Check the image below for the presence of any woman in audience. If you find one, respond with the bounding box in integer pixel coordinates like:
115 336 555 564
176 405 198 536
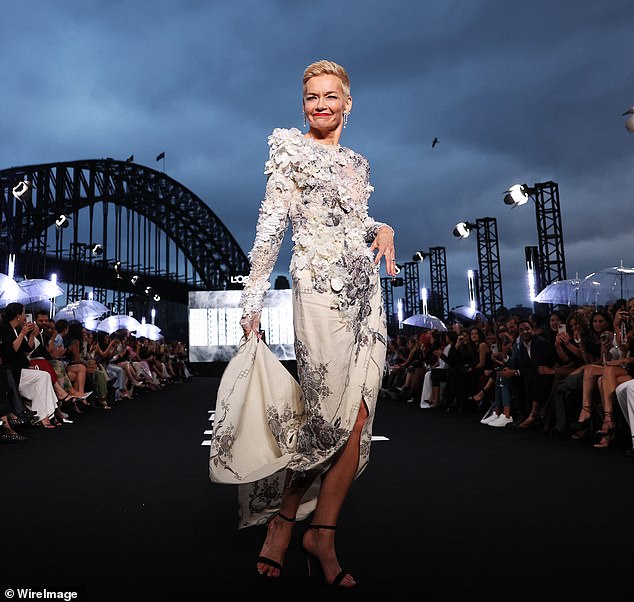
93 331 128 400
590 298 634 447
569 309 615 439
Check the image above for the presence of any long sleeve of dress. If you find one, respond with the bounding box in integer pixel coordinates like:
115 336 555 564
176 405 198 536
364 216 393 243
239 137 297 323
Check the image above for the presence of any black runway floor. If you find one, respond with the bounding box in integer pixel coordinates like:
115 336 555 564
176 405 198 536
3 375 634 601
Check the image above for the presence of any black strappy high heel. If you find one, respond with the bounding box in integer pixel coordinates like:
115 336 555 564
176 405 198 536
256 512 295 577
301 524 356 588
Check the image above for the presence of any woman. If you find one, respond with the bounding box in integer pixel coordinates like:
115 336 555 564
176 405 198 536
210 60 395 588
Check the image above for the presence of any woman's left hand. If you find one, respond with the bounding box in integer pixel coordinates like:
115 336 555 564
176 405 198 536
370 225 397 277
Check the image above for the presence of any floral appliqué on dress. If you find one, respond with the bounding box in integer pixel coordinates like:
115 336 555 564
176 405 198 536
240 127 389 343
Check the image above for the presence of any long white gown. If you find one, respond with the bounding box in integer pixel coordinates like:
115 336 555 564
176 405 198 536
209 128 390 528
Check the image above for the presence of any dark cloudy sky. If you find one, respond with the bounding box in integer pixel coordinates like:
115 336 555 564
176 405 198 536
2 0 634 312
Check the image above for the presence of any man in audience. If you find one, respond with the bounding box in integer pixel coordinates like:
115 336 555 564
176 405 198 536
499 319 557 429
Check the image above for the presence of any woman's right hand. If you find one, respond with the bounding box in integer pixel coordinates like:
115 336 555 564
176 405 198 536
240 313 261 339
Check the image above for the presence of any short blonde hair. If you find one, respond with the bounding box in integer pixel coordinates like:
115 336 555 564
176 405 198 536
303 60 350 97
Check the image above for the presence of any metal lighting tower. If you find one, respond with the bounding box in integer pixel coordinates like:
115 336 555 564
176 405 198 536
403 261 420 317
429 246 449 320
533 181 566 285
475 217 504 319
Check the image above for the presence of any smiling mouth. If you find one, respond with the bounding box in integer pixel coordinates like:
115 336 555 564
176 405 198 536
313 113 331 117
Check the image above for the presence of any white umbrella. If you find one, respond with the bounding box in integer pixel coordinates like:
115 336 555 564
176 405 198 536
402 313 447 331
0 273 28 307
16 278 64 304
577 261 634 307
96 314 141 334
449 305 488 324
534 276 581 306
133 322 163 341
55 299 110 323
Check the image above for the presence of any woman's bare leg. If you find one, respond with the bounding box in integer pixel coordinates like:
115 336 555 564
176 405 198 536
257 401 368 585
578 364 603 421
301 401 368 587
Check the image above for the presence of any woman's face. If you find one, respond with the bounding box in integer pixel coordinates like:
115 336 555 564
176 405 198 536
591 313 609 333
549 314 561 331
303 74 351 133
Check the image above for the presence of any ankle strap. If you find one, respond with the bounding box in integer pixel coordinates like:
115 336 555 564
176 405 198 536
309 524 336 530
277 512 296 523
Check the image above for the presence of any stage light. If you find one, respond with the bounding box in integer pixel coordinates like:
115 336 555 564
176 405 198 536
153 294 160 302
113 261 123 279
131 275 139 285
503 184 530 207
453 221 476 239
91 243 103 256
412 251 428 262
12 180 33 205
55 214 70 229
623 106 634 133
144 286 152 295
467 269 477 311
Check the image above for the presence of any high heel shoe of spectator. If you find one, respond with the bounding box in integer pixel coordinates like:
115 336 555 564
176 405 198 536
594 412 615 448
93 397 112 410
9 416 29 427
568 405 592 431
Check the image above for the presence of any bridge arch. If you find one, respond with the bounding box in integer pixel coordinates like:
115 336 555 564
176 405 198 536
1 158 250 307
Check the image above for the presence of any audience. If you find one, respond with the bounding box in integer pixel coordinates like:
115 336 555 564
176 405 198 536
382 302 634 460
0 303 193 444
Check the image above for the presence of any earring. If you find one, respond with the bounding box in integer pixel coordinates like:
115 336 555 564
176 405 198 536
343 112 349 129
302 112 306 128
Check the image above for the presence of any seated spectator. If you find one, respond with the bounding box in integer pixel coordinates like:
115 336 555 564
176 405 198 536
615 378 634 458
0 363 27 442
568 309 615 439
93 331 130 400
422 330 459 409
498 319 557 429
381 335 409 393
589 298 634 448
481 328 517 427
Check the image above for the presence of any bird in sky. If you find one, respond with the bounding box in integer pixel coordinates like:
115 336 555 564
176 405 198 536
432 137 439 148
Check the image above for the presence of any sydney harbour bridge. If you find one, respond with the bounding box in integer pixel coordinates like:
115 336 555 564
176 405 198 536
0 158 250 340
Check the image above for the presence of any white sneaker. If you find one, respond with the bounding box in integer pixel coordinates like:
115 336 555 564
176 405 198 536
480 412 499 425
420 400 432 409
489 414 513 427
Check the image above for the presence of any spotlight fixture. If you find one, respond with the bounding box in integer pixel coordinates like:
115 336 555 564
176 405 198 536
503 184 530 207
452 221 477 239
55 214 70 229
144 286 152 295
624 106 634 133
12 180 33 205
91 243 103 256
412 251 429 262
130 275 139 285
113 261 123 279
153 294 160 302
